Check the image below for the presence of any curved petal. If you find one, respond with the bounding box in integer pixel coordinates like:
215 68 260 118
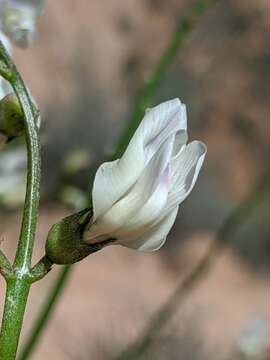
92 98 186 221
124 207 179 251
85 136 173 243
113 165 170 242
141 99 187 162
165 140 206 214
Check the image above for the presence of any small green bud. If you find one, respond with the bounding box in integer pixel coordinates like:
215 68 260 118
0 93 24 141
45 208 113 265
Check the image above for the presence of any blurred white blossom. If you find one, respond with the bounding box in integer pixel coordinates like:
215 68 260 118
83 98 206 251
238 319 269 359
0 147 26 207
0 30 12 99
0 0 47 48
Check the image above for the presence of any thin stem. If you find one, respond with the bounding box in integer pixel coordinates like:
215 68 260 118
0 279 31 360
113 168 270 360
19 266 71 360
19 0 218 358
0 40 41 360
112 0 218 160
29 256 53 283
12 80 40 270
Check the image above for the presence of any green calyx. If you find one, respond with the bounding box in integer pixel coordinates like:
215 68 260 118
45 208 112 264
0 93 24 141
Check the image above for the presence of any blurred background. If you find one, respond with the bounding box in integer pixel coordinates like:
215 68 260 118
1 0 270 358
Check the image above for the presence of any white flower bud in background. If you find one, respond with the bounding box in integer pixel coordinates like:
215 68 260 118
0 147 26 207
0 0 47 48
83 98 206 251
0 30 12 99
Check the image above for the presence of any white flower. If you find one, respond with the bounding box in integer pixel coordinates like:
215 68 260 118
83 99 206 251
0 0 47 48
0 30 12 99
0 147 26 207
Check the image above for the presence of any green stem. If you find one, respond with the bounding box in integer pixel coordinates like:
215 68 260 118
19 266 71 360
0 40 41 360
19 0 218 358
0 279 30 359
29 256 53 283
12 80 40 269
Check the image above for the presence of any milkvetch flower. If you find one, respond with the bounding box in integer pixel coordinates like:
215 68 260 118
45 98 206 264
83 98 206 251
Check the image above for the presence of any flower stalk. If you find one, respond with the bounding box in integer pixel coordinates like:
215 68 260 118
0 39 41 359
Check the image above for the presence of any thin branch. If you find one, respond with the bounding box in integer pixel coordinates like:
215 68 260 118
112 0 218 160
29 256 53 283
113 168 270 360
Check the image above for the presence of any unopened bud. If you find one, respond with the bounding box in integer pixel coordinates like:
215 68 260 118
0 93 24 141
45 209 113 265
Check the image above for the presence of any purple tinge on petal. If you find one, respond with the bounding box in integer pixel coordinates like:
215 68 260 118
159 165 170 190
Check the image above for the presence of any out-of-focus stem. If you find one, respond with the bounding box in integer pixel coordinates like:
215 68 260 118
114 168 270 360
112 0 218 160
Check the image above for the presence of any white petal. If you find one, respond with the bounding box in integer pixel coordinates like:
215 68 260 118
92 98 186 221
0 31 13 99
142 99 187 162
166 140 206 213
85 137 173 242
125 207 179 251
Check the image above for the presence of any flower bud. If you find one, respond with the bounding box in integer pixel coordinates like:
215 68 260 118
0 93 24 141
45 209 113 264
0 30 13 99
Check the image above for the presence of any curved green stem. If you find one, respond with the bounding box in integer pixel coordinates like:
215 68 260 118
0 40 41 360
19 0 218 358
12 80 40 270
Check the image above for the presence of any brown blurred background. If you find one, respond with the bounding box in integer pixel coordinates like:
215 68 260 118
2 0 270 358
